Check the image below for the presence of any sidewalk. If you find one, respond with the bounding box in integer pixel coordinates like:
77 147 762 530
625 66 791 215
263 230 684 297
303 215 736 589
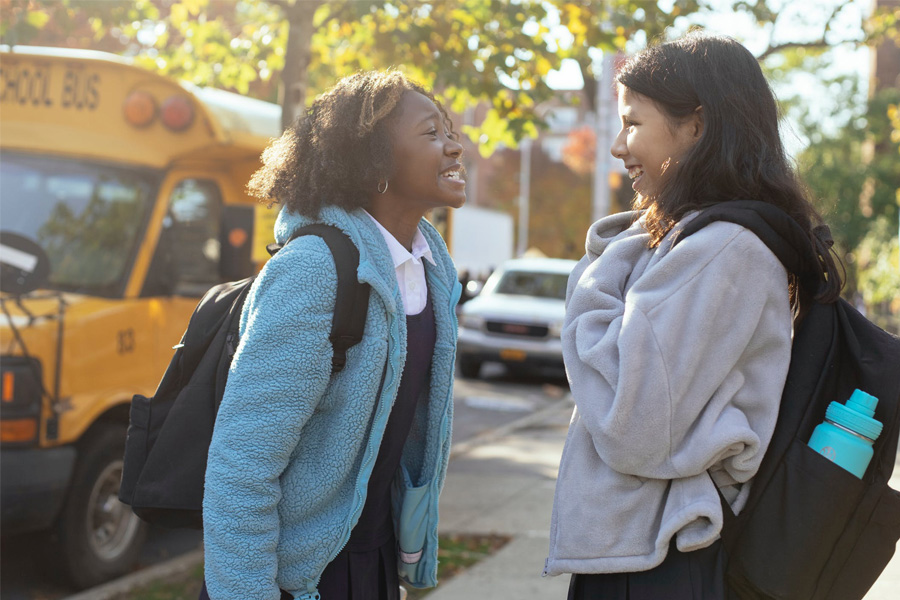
67 399 899 600
429 400 900 600
427 402 572 599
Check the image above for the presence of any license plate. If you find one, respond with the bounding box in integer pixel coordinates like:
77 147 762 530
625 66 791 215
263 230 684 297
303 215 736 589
499 348 527 362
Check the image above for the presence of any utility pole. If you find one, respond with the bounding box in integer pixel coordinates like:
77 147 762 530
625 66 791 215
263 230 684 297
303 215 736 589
463 107 479 206
516 138 532 257
591 52 616 223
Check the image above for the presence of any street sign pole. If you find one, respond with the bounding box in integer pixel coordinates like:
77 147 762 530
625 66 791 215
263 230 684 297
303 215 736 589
592 52 616 223
517 137 532 257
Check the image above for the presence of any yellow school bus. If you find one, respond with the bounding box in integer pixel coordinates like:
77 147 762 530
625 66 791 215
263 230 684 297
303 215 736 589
0 46 280 589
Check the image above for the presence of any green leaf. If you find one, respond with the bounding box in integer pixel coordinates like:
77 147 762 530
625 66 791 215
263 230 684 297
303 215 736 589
23 8 50 31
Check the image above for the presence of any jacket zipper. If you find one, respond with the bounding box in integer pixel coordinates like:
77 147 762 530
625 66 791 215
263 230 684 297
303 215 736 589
312 320 397 590
420 276 461 582
311 273 459 590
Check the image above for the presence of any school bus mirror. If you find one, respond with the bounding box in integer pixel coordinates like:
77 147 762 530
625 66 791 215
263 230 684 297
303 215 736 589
0 232 51 296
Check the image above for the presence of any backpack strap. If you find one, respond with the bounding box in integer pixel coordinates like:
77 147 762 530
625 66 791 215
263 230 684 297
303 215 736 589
669 200 825 295
267 224 371 373
179 277 255 387
671 200 826 551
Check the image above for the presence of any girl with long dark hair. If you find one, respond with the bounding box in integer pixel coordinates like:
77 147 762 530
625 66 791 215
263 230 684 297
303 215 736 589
546 33 840 599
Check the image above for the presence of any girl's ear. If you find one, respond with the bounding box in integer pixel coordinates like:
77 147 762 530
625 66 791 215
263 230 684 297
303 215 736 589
691 106 704 139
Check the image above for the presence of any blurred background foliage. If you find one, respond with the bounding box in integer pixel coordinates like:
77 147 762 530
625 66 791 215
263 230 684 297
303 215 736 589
1 0 897 329
4 0 895 151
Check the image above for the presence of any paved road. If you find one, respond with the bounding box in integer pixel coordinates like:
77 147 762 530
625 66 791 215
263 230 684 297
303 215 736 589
0 363 568 600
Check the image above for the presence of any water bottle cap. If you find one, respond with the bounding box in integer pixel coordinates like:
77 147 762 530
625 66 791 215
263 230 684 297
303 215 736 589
846 389 878 418
826 397 883 442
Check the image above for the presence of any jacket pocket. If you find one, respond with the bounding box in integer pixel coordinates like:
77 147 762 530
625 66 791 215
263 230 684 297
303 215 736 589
726 439 865 599
396 483 434 587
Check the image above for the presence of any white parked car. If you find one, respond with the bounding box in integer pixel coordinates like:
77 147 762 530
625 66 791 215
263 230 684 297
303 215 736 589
457 257 578 378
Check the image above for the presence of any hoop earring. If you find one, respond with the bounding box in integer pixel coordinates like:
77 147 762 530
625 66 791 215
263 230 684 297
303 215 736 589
377 180 389 194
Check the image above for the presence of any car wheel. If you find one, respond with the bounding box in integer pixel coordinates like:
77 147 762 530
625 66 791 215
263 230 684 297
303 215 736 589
459 356 482 379
50 423 148 590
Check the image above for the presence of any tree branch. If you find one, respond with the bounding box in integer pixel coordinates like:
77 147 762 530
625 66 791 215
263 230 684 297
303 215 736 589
758 40 829 61
756 2 845 61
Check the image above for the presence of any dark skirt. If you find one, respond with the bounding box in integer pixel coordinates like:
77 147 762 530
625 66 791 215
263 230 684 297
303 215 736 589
198 535 400 600
567 539 728 600
318 534 400 600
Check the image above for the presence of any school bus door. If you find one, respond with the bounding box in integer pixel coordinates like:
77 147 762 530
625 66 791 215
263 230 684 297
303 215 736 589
130 170 256 369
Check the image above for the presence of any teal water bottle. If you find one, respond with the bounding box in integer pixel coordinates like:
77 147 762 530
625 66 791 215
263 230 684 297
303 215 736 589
808 389 882 479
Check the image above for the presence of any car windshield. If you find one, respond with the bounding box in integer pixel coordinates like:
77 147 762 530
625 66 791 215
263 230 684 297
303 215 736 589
493 270 569 300
0 152 158 296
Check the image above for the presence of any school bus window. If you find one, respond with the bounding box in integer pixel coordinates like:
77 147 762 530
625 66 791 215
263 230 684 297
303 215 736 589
147 178 223 296
0 152 157 297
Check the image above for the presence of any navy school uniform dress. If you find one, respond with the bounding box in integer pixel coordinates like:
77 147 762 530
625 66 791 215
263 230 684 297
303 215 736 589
567 538 729 600
200 294 436 600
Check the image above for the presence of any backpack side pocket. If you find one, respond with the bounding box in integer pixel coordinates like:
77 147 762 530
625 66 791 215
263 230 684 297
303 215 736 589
726 438 865 599
823 485 900 600
119 394 151 506
131 381 216 529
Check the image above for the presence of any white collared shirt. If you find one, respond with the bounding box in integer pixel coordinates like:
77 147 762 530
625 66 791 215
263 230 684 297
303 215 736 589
365 211 435 315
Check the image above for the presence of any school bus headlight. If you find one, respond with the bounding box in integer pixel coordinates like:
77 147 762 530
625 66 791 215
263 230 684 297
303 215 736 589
1 358 42 408
160 95 194 132
123 90 157 128
1 359 43 445
1 418 38 443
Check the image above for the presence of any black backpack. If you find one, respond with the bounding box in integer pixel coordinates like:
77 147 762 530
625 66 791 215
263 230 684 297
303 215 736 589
671 200 900 600
118 224 371 529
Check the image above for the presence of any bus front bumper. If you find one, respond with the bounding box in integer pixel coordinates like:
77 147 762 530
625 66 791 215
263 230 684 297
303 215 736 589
1 445 76 534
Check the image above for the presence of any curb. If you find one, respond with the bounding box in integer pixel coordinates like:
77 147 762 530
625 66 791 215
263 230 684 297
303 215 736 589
62 397 573 599
61 549 204 600
449 394 572 459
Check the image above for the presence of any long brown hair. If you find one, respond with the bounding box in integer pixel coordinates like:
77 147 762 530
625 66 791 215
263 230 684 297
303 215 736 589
616 33 842 306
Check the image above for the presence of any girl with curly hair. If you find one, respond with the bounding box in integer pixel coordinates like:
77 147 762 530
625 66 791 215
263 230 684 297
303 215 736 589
546 33 841 599
201 70 466 600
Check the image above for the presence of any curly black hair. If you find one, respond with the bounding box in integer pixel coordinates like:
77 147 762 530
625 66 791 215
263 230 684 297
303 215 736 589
248 70 456 217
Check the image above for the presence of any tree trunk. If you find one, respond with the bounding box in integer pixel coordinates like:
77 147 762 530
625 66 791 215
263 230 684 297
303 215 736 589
280 0 323 131
579 59 596 114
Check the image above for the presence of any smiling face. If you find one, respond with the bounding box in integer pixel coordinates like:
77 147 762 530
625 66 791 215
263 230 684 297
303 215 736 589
384 91 466 213
611 85 701 199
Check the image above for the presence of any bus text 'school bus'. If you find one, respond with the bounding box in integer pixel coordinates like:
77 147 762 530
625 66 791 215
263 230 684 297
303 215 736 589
0 46 281 588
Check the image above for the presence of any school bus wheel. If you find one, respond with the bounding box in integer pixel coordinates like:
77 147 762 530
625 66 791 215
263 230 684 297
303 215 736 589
50 423 148 590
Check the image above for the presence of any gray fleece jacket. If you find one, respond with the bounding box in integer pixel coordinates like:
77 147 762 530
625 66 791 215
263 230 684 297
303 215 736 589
545 210 792 577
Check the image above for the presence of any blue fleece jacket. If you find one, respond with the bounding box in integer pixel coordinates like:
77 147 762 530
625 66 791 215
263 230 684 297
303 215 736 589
202 205 461 600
